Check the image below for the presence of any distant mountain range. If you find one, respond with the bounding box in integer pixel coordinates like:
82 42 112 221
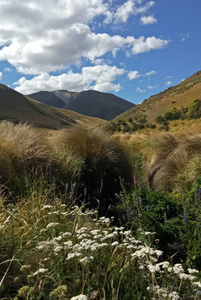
28 90 135 121
0 84 106 129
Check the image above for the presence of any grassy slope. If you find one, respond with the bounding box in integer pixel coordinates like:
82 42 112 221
113 70 201 128
0 84 107 129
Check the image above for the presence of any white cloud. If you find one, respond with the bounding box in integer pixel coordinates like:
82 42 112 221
0 72 2 80
4 67 12 72
14 64 125 94
147 84 158 89
112 1 155 23
0 0 168 75
114 0 134 23
136 87 146 92
145 70 156 76
128 70 141 80
131 36 168 54
165 81 172 86
141 15 157 25
128 69 155 80
180 32 190 42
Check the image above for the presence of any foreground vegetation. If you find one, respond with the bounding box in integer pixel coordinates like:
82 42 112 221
1 121 201 299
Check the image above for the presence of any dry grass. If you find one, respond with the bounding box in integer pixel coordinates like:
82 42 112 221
0 121 49 186
148 133 201 192
49 126 133 207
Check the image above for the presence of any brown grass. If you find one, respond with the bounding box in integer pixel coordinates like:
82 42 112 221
49 126 133 207
147 133 201 192
0 121 49 186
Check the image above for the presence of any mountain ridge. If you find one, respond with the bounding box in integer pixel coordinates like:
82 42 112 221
0 84 106 129
28 89 135 121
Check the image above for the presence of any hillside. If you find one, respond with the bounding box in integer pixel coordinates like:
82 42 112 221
110 70 201 133
0 84 106 129
28 89 135 121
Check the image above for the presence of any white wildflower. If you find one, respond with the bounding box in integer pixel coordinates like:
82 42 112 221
79 256 94 263
70 295 87 300
33 268 48 276
93 234 102 239
188 268 199 274
90 243 99 251
77 233 90 240
54 246 63 253
76 227 88 234
124 230 132 236
62 232 72 237
53 236 62 242
148 264 161 273
98 243 108 248
169 291 180 299
155 249 163 257
111 241 119 247
42 205 53 210
90 229 100 235
64 241 73 248
46 222 60 229
66 253 77 260
173 264 184 274
179 273 195 280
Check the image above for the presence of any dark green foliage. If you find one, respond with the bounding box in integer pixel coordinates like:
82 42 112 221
159 124 169 131
188 99 201 119
155 100 201 126
146 123 156 129
164 110 182 121
117 172 201 270
156 115 167 124
123 123 131 133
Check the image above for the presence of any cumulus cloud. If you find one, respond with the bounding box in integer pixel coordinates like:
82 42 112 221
0 0 168 76
141 15 157 25
14 64 125 94
0 72 2 80
128 70 141 80
131 36 168 54
136 87 146 92
112 0 155 23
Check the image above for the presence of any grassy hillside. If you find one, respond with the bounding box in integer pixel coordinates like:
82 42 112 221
0 84 106 129
109 70 201 133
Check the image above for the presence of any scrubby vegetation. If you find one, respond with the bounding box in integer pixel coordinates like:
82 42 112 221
155 99 201 131
1 121 201 299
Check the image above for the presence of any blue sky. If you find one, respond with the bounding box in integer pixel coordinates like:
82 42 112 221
0 0 200 104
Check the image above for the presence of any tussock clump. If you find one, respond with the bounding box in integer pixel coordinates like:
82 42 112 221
0 121 49 186
148 133 201 192
50 126 133 208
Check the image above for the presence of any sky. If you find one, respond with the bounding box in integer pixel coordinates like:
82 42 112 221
0 0 200 104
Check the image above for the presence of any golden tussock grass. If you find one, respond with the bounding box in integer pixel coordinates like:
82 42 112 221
0 121 49 186
49 126 133 204
148 133 201 192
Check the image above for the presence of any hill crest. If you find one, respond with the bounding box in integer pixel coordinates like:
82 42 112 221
28 89 135 121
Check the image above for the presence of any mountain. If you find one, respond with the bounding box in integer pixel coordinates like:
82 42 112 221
0 84 106 129
28 90 135 121
110 70 201 133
